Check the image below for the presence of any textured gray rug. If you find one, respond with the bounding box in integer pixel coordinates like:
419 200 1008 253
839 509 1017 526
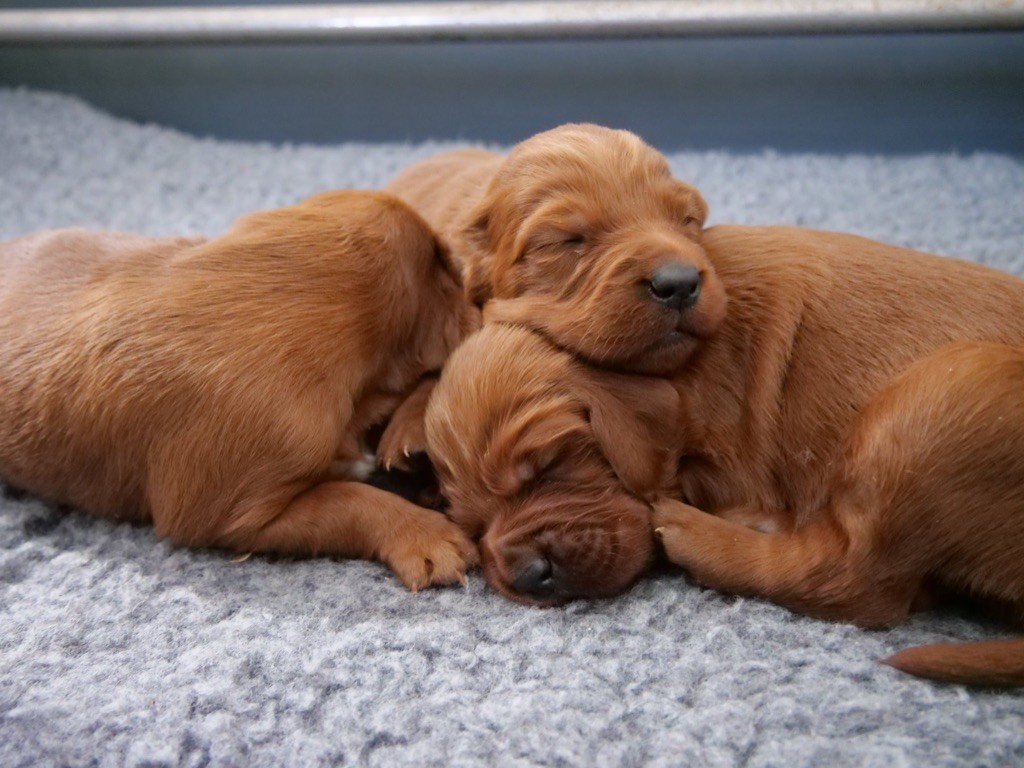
1 88 1023 767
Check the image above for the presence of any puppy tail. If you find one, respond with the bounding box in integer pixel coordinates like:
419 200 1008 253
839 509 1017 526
881 638 1024 687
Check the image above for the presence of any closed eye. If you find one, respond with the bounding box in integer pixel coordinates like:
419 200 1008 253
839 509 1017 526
677 215 703 236
520 232 586 261
538 233 586 250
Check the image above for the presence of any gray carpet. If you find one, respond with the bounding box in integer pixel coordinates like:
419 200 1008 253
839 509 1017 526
2 88 1023 767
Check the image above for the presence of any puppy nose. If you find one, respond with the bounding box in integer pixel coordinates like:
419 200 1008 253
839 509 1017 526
647 263 701 311
510 556 557 598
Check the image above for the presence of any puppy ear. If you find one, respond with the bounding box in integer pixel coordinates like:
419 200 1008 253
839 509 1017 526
576 369 681 497
457 203 496 305
481 399 586 498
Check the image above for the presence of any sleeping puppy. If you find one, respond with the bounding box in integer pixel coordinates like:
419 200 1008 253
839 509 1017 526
0 190 479 591
385 123 726 376
381 123 726 473
648 226 1024 686
430 224 1024 684
424 323 681 605
656 340 1024 686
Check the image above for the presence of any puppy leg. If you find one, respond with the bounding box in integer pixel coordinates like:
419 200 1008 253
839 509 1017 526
223 481 478 591
653 500 915 627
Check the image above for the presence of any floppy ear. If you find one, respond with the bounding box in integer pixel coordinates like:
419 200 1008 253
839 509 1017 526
576 368 682 497
480 398 587 498
457 203 497 306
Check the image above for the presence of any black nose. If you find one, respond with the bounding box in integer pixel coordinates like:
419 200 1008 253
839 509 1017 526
647 263 702 311
510 556 557 598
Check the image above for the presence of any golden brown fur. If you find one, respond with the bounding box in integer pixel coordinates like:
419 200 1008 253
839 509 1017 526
425 324 680 604
656 339 1024 686
427 223 1024 684
385 124 725 377
0 190 479 590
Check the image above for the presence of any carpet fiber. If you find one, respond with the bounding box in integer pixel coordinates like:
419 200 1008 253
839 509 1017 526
1 88 1023 767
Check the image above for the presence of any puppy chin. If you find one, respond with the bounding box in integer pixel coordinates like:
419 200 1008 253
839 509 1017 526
612 330 703 376
611 281 727 374
484 298 697 375
585 311 710 375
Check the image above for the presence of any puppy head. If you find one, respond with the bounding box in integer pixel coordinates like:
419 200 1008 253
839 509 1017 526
425 324 681 605
458 123 726 375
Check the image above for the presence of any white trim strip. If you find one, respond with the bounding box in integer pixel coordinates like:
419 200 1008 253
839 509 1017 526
1 1 1022 45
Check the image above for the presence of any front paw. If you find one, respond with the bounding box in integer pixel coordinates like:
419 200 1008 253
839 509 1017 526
383 512 479 592
376 379 435 472
653 498 773 595
651 498 707 567
377 419 426 472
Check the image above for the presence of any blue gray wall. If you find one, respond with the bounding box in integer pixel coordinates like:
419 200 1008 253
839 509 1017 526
1 2 1022 153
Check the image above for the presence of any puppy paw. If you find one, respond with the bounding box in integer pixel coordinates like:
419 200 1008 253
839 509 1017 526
652 498 775 594
377 380 435 471
651 498 706 566
376 422 426 473
384 513 479 591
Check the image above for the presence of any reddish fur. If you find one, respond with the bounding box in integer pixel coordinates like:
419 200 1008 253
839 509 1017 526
0 190 479 591
385 124 725 377
428 220 1024 685
659 229 1024 686
425 325 679 604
